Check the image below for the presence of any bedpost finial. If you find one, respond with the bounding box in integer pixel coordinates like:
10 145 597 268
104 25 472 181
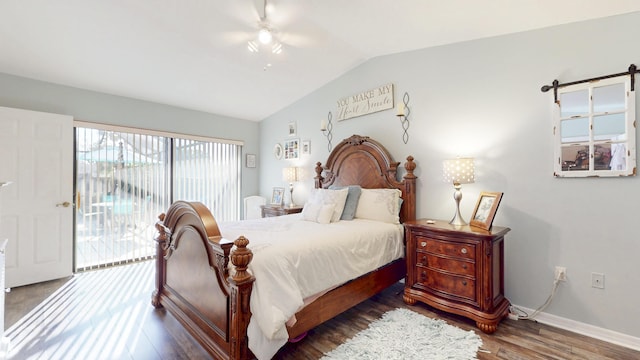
154 213 170 244
404 156 416 178
315 162 325 189
231 236 253 282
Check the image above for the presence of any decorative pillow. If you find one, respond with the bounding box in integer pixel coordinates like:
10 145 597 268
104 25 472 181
302 202 322 222
328 185 362 220
301 201 335 224
316 203 335 224
354 188 402 224
311 188 349 222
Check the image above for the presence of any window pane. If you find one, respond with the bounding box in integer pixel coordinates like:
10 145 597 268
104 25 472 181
560 117 589 143
560 89 589 117
594 144 611 170
609 143 627 171
593 113 625 141
76 127 169 270
561 145 589 171
593 83 625 113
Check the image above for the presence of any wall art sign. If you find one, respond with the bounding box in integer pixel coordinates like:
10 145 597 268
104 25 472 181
336 83 394 121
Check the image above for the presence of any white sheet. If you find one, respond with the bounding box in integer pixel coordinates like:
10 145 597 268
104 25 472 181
218 214 404 360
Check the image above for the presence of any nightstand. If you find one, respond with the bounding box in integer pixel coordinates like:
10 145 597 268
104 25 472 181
403 219 510 333
260 205 303 218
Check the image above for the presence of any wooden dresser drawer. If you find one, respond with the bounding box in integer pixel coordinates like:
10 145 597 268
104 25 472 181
417 268 476 301
415 253 475 277
415 237 475 260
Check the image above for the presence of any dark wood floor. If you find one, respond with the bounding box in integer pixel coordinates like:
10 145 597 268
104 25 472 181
6 261 640 359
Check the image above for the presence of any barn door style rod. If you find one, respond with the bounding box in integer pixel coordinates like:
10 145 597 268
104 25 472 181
541 64 638 102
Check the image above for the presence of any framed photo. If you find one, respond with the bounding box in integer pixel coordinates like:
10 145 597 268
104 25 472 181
246 153 256 168
288 121 297 137
470 191 503 230
302 140 311 155
271 187 285 205
284 138 299 160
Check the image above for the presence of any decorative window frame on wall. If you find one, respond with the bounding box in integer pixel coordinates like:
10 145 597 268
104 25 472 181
551 75 636 177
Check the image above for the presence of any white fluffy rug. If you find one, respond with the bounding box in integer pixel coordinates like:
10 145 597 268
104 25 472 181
321 308 482 360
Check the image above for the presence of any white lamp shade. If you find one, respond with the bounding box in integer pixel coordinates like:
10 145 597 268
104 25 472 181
443 158 475 185
283 167 299 182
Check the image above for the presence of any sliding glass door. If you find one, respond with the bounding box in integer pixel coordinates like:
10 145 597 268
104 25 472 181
75 125 241 271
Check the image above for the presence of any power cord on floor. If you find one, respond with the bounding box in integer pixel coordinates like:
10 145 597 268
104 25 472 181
508 275 562 321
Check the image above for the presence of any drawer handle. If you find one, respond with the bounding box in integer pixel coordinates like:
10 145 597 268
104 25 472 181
420 271 427 282
461 248 468 254
420 241 427 247
421 256 427 266
462 264 467 269
462 280 467 286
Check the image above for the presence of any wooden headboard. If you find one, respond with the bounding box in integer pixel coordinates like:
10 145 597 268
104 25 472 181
314 134 417 223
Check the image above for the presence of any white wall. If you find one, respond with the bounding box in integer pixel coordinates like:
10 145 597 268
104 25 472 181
0 72 260 201
259 12 640 338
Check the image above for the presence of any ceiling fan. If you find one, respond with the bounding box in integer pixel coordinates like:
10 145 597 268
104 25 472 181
246 0 283 54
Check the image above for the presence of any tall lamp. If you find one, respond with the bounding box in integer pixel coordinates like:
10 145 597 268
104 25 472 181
282 167 299 208
442 158 475 226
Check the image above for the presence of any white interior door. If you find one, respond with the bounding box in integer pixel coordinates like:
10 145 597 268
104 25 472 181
0 106 73 288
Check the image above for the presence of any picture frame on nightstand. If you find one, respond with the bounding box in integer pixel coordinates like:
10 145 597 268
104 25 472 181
470 191 503 230
271 187 285 205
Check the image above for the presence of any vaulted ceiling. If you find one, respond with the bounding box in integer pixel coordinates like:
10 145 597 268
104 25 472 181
1 1 639 121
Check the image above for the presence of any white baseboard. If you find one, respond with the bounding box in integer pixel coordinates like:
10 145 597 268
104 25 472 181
513 305 640 352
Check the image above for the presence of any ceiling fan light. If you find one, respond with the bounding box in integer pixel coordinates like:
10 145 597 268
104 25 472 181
247 41 259 53
258 28 272 44
272 42 282 54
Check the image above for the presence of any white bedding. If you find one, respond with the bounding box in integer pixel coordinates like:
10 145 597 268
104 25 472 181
218 213 404 360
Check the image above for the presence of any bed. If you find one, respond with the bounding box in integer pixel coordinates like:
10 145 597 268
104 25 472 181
151 134 417 359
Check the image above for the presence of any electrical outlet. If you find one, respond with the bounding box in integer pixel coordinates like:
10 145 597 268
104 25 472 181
554 266 567 281
591 272 605 289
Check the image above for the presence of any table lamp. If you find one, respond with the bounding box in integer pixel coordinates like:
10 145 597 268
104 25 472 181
282 167 299 208
442 158 475 225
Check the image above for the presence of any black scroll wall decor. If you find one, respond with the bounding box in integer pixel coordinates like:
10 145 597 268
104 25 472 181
396 92 410 144
541 64 638 102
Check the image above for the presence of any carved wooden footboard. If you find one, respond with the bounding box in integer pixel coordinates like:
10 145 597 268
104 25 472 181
151 135 417 359
151 201 255 359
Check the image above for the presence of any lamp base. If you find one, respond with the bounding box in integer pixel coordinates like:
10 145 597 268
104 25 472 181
449 186 468 226
288 183 295 208
449 210 468 226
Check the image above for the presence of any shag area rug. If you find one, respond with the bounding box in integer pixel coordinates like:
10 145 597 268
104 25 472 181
321 308 482 360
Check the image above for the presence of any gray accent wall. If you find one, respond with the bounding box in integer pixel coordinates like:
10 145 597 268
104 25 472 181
260 12 640 338
0 72 260 203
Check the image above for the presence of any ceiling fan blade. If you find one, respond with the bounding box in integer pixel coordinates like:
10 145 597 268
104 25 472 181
219 30 255 45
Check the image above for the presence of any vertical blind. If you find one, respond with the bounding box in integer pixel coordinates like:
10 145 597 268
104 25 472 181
75 126 241 271
173 138 242 222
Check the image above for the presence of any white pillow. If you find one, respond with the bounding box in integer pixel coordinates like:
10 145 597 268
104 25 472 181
316 203 335 224
354 188 402 224
301 201 335 224
309 188 349 222
302 202 322 221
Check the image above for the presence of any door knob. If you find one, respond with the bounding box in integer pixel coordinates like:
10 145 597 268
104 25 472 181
56 201 71 208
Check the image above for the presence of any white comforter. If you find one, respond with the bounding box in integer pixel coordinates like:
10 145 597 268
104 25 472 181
218 214 404 360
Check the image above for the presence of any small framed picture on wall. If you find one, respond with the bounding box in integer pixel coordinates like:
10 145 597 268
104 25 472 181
288 121 297 137
246 153 256 168
284 138 299 159
302 140 311 155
